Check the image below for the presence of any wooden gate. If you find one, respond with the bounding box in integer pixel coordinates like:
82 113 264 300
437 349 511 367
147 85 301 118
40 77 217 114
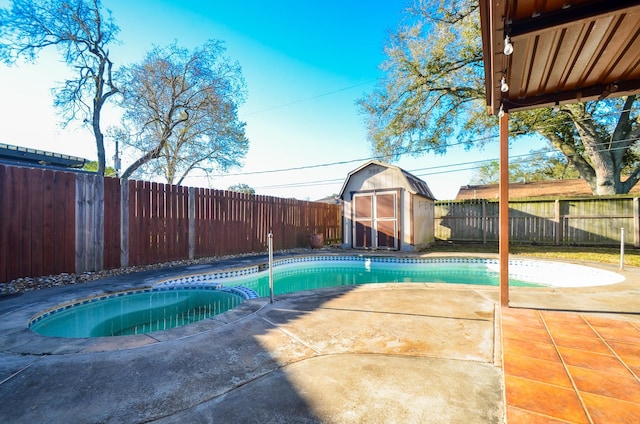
353 191 398 249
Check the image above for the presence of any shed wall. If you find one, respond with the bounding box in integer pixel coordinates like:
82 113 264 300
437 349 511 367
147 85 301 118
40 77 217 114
340 163 435 251
412 197 435 250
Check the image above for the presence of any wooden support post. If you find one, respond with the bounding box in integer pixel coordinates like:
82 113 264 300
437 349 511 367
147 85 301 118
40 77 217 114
499 110 509 307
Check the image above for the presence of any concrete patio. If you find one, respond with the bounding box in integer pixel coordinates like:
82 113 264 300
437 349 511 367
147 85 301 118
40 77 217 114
0 253 638 423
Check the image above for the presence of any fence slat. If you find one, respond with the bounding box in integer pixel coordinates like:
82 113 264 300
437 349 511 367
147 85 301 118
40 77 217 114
1 166 20 281
103 177 121 269
41 169 55 276
75 174 87 272
29 168 44 277
17 167 32 278
0 166 7 282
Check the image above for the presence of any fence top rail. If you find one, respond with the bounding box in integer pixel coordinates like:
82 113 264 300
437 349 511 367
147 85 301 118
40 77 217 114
436 194 640 205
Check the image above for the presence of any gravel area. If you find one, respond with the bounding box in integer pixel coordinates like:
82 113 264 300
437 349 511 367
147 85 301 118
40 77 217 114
0 249 315 297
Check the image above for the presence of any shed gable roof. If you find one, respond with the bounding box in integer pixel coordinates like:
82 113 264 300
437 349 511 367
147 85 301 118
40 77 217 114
338 160 435 200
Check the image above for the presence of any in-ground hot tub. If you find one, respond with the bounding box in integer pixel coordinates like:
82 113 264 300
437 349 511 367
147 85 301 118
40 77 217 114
29 287 246 338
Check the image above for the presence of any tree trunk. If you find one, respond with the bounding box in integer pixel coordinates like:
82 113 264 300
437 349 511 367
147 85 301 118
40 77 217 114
593 173 617 195
120 137 168 180
565 104 629 195
93 92 108 176
95 130 106 176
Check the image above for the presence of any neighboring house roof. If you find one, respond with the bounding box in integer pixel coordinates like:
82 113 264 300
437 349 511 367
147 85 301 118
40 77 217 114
314 195 342 204
0 142 87 169
338 160 435 200
456 179 640 200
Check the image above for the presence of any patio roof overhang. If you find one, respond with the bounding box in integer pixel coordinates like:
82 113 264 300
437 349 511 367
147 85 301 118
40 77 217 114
478 0 640 307
480 0 640 115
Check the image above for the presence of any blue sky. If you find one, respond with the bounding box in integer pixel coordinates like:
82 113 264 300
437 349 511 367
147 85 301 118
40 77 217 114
0 0 545 200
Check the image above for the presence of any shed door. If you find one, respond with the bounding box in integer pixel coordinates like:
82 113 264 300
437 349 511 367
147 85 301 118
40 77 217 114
353 191 398 249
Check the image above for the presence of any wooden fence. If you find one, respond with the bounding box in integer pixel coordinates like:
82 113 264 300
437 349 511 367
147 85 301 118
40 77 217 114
435 197 640 246
0 164 342 283
0 165 76 282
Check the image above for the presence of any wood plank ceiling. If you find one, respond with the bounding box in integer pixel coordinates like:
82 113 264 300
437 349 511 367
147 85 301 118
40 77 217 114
480 0 640 114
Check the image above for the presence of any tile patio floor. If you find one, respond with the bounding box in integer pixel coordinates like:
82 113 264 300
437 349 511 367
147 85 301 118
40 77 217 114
502 307 640 423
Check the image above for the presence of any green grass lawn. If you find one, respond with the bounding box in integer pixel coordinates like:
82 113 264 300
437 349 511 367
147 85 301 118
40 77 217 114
429 242 640 267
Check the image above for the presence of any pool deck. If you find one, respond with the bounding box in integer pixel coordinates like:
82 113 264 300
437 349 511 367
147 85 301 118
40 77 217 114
0 251 639 423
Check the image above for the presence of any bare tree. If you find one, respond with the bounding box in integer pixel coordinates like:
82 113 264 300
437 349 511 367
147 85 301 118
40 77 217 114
0 0 119 175
113 40 249 183
228 183 255 195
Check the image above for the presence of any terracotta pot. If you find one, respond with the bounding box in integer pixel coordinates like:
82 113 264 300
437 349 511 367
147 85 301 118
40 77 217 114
308 233 324 249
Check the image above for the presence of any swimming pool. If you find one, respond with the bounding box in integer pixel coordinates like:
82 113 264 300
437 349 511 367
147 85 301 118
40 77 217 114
158 255 625 292
29 255 625 338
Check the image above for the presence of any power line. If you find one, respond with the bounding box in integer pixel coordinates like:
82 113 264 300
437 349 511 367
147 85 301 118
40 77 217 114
255 177 345 190
217 156 384 177
253 138 640 191
220 118 638 180
242 80 377 116
211 102 640 191
213 134 499 178
226 104 638 179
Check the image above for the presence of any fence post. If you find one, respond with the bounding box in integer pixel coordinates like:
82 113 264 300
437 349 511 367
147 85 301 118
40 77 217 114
554 199 561 246
75 174 104 273
120 179 129 268
95 176 104 271
482 200 487 244
188 187 195 260
75 174 86 273
634 197 639 248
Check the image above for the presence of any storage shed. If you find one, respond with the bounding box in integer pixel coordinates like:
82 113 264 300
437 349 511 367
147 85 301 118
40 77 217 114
338 160 435 251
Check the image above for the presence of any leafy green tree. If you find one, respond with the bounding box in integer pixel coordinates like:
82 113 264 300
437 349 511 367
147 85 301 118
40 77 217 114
471 150 580 184
518 149 580 181
112 40 248 184
470 161 499 185
0 0 120 175
227 183 255 195
82 160 117 177
358 0 640 195
358 0 485 159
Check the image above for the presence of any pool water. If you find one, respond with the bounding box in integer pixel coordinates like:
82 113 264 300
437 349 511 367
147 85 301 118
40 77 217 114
30 288 243 338
232 262 538 298
32 255 622 339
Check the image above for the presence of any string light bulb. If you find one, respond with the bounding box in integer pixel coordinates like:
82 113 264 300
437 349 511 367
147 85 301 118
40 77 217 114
500 77 509 92
503 36 514 56
498 104 505 118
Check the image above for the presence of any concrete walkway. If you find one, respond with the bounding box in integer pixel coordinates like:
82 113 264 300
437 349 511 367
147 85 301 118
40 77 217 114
0 253 638 423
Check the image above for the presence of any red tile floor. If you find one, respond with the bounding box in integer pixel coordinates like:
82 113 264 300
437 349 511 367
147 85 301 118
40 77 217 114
501 307 640 423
